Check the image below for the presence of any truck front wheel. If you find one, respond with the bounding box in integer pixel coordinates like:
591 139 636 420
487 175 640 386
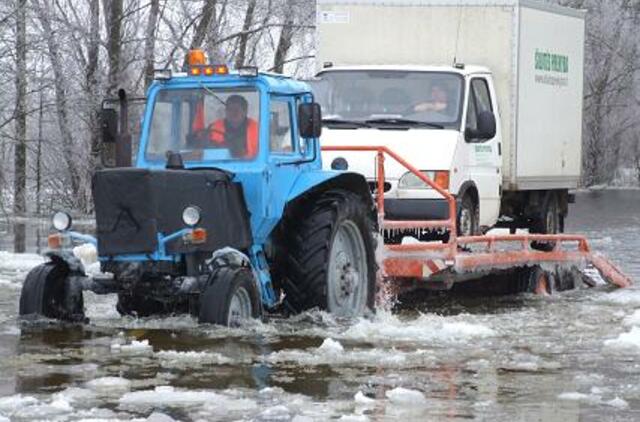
281 189 376 317
457 194 479 236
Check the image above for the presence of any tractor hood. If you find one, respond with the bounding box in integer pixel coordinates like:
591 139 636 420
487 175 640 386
92 168 252 256
320 128 459 178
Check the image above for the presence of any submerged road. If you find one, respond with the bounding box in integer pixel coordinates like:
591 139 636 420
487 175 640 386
0 190 638 421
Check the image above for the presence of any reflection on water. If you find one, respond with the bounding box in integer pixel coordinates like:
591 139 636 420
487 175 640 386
0 191 638 421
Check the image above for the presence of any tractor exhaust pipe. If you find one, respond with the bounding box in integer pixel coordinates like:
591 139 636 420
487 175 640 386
116 89 132 167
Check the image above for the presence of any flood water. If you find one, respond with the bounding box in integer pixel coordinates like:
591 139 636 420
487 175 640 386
0 190 639 421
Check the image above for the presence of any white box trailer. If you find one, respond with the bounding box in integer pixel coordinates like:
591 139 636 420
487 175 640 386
316 0 585 191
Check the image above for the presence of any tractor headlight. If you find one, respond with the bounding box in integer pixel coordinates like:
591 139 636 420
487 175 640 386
52 211 72 232
182 206 202 227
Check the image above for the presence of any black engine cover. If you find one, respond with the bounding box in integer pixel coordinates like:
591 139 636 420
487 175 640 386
92 168 252 256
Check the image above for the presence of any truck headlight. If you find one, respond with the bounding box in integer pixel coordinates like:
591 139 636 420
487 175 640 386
52 211 72 232
398 171 449 190
182 206 201 227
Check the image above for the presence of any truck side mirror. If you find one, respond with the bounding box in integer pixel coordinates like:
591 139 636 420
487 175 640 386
298 103 322 138
465 110 496 141
101 108 118 144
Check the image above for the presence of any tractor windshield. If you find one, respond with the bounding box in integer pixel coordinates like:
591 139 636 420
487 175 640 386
145 87 260 162
310 70 463 129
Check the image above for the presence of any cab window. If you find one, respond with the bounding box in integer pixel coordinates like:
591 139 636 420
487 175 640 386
269 98 294 154
465 78 493 139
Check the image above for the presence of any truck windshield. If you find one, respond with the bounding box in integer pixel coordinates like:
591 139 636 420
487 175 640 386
145 88 260 162
311 70 463 129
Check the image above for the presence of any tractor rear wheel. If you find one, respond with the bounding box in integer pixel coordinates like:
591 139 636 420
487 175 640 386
198 266 261 326
281 189 376 317
19 261 84 321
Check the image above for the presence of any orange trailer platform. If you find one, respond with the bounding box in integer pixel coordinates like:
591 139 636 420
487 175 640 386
322 146 632 294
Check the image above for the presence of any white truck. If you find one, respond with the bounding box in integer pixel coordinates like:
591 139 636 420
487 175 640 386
314 0 585 241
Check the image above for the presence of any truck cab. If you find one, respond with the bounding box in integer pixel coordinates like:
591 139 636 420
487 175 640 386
315 65 501 238
314 0 585 240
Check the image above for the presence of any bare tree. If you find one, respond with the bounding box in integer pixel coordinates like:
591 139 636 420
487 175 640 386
143 0 161 89
13 0 27 220
33 0 83 206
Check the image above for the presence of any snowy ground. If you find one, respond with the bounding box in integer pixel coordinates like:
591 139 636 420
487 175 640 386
0 191 638 421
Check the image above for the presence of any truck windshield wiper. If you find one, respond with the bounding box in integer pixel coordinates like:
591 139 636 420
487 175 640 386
364 117 445 129
322 118 370 128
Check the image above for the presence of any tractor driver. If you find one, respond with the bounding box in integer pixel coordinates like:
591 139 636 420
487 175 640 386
192 94 259 158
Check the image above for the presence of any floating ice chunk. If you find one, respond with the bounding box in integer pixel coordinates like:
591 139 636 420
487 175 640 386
624 310 640 327
0 252 44 273
596 290 640 306
605 397 629 409
604 327 640 351
155 350 234 367
557 392 601 404
339 415 369 421
111 339 153 355
120 386 221 407
52 387 97 405
146 411 177 422
0 416 8 422
385 387 427 406
354 391 375 405
86 377 132 395
73 243 98 267
0 394 39 413
49 398 73 411
342 311 495 344
258 405 291 419
317 338 344 354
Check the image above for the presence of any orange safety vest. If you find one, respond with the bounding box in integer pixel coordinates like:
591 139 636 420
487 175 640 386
209 118 259 159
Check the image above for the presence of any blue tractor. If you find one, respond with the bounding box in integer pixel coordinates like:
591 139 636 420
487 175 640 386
19 51 377 326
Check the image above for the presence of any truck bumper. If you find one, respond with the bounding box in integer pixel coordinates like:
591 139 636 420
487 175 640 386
384 198 450 220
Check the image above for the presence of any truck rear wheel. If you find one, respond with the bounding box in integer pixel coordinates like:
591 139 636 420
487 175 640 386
531 192 561 251
198 267 261 326
281 189 376 317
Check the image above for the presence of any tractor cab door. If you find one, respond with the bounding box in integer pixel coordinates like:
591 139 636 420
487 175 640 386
256 94 308 240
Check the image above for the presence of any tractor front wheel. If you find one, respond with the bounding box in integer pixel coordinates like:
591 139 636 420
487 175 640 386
19 261 85 321
198 267 261 326
282 189 376 317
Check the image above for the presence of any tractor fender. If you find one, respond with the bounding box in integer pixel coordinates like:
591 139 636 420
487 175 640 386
287 171 373 210
206 247 252 270
45 250 86 275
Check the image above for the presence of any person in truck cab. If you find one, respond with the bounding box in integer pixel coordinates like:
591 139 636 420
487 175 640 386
413 83 450 114
192 94 259 158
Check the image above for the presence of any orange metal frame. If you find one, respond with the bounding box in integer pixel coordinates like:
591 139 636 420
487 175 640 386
322 145 632 288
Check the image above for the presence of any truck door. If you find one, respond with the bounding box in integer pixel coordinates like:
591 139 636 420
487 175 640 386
464 77 501 226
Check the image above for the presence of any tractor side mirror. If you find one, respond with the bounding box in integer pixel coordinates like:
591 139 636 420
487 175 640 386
101 108 118 144
298 103 322 138
465 110 496 141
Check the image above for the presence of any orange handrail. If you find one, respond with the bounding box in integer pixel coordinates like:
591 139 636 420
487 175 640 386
322 145 458 242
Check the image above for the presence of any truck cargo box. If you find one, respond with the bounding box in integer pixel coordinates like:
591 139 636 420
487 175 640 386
316 0 585 190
